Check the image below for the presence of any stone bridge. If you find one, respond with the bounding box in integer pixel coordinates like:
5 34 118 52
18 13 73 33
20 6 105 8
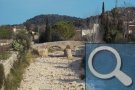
32 41 85 50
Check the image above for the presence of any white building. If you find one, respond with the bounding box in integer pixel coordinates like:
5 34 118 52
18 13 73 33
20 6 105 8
81 24 99 37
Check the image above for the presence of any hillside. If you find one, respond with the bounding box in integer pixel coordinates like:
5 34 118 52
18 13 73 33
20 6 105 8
1 7 135 31
24 14 86 29
24 7 135 30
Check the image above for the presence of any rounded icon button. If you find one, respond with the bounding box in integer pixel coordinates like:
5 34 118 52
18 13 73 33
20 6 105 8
88 46 132 86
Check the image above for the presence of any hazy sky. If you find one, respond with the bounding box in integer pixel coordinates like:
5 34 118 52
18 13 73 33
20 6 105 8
0 0 135 25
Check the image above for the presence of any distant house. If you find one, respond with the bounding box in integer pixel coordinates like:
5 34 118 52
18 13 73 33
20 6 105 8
73 24 99 41
123 21 135 38
82 24 99 37
128 22 135 34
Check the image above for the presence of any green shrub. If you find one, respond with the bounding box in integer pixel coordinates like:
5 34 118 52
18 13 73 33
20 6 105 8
4 51 33 90
0 29 13 39
12 30 31 53
52 21 75 41
115 32 124 43
4 30 32 90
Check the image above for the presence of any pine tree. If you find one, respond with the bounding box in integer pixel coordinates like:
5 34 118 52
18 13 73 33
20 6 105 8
44 18 52 42
102 2 105 14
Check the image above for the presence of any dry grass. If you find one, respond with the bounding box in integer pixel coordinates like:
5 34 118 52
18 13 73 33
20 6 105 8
4 51 34 90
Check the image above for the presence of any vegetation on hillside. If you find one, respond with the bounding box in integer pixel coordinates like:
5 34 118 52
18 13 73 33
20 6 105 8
0 29 13 39
100 7 135 43
0 7 135 42
39 20 75 43
51 21 75 41
24 14 84 31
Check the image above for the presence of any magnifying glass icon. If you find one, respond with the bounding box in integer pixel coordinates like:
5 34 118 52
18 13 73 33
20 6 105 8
88 46 132 86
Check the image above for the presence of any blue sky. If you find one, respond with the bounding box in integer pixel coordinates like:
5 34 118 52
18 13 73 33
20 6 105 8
0 0 135 25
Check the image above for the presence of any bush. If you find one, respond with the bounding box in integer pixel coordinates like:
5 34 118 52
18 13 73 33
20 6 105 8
4 51 33 90
115 31 124 43
4 30 33 90
52 21 75 41
12 30 31 53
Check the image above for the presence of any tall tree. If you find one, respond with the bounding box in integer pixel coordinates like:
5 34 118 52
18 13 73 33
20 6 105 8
102 2 105 14
44 17 52 42
52 21 75 41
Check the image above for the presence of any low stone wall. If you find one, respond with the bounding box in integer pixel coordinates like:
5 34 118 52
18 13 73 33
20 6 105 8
0 52 18 78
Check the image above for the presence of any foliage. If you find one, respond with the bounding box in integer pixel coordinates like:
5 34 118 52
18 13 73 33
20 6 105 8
52 21 75 41
4 30 33 90
102 2 105 14
44 27 52 42
0 29 13 39
0 64 5 89
115 31 124 43
39 25 52 43
44 19 52 42
101 8 124 43
4 51 33 90
24 14 82 28
12 30 31 53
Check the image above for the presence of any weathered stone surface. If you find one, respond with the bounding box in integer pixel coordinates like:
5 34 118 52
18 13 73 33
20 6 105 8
0 52 18 78
19 56 85 90
66 49 73 60
32 41 85 50
37 46 48 57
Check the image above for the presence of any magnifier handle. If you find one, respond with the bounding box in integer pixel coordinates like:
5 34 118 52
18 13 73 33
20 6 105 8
115 71 132 86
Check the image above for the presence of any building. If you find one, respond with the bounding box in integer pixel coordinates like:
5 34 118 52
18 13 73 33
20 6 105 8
123 21 135 38
128 22 135 34
73 24 100 41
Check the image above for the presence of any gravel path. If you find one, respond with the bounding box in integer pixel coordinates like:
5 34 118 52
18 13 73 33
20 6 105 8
19 56 85 90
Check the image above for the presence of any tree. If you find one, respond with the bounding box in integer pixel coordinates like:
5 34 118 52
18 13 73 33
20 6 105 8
39 18 52 43
44 18 52 42
12 30 31 53
102 2 105 14
52 21 75 41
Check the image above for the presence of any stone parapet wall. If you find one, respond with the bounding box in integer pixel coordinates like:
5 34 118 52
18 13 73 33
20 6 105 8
0 52 18 78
